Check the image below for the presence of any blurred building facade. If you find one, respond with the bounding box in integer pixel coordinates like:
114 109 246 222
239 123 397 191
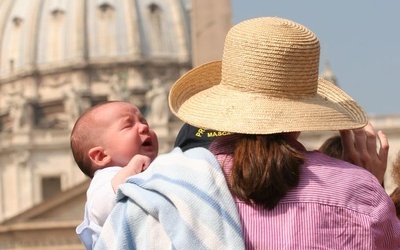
0 0 193 222
0 0 194 248
0 0 399 249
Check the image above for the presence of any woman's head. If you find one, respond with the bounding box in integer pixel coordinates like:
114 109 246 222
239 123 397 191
169 17 367 135
390 151 400 218
319 135 343 160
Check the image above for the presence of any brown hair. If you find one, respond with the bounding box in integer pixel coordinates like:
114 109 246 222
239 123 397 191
318 135 343 160
230 134 305 209
390 187 400 220
392 150 400 187
70 102 115 178
390 151 400 219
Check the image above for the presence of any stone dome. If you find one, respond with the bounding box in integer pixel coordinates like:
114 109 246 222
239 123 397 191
0 0 191 132
0 0 191 221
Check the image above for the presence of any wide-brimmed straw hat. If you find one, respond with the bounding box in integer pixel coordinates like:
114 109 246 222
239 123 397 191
169 17 367 134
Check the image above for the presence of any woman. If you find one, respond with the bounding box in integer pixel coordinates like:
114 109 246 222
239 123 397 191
169 17 399 249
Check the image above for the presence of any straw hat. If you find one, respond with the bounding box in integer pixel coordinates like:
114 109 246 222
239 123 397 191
169 17 367 134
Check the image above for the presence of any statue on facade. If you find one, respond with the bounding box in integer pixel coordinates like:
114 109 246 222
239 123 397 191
9 92 33 133
109 74 121 101
145 78 169 126
64 87 82 129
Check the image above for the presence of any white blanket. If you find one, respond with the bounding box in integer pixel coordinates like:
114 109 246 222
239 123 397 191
94 147 244 249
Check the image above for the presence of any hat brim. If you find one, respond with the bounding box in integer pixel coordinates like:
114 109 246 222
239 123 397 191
169 61 368 134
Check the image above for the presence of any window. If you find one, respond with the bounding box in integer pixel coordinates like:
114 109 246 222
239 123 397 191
148 3 163 53
41 176 61 200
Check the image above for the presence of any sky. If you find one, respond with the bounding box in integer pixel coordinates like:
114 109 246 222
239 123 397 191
232 1 400 116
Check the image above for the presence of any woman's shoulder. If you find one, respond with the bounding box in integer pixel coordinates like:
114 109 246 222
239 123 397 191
286 150 390 214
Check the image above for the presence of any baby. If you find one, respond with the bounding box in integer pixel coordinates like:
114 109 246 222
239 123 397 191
70 101 159 249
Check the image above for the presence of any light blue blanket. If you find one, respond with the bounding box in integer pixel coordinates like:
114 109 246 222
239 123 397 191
94 147 244 249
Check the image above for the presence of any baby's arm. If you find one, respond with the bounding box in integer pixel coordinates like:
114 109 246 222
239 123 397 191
111 155 151 192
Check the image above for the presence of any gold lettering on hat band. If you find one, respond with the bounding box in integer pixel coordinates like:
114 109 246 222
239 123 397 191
207 131 232 137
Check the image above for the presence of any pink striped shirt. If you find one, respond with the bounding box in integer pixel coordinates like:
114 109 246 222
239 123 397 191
209 135 400 249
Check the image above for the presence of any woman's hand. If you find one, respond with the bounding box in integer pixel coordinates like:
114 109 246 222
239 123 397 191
340 122 388 185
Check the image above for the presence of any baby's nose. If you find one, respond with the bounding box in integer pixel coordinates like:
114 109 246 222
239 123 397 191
139 123 149 134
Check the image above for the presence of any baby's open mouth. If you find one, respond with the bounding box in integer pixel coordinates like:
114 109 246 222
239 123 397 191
142 137 152 146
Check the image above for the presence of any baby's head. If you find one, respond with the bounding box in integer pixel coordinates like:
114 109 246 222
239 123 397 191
70 101 159 178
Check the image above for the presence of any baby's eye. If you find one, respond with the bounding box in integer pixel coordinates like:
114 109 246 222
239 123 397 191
122 124 132 129
122 120 133 129
140 117 149 126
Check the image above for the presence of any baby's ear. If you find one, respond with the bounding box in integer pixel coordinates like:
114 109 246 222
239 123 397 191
88 146 111 167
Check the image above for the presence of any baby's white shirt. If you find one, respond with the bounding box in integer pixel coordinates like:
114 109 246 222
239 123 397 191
76 166 122 250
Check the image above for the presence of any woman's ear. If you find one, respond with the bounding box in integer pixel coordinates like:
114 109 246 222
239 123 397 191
88 146 111 167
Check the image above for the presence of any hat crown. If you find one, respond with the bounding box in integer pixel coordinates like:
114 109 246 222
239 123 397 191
221 17 320 99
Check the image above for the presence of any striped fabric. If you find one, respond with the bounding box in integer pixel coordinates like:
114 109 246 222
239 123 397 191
210 135 400 250
94 147 244 250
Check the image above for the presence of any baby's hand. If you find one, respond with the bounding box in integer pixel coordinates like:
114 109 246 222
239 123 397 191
111 155 151 192
126 154 152 174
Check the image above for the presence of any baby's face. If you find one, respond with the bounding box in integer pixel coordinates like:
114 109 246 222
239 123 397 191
94 102 159 166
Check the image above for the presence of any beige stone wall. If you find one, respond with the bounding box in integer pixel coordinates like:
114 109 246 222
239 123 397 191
0 222 84 250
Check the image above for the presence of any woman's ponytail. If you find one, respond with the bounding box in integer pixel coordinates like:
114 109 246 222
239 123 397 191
231 134 305 209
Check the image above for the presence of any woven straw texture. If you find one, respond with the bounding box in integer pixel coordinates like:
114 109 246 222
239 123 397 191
169 17 367 134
